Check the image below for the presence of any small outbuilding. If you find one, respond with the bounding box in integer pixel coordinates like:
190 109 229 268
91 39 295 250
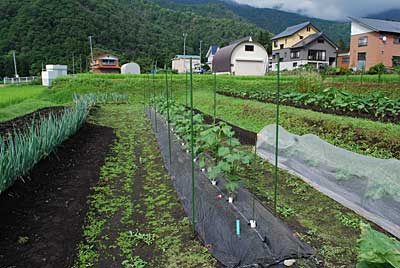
121 62 141 74
212 37 268 76
42 65 68 86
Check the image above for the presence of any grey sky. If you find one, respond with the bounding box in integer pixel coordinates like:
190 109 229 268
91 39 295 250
232 0 400 20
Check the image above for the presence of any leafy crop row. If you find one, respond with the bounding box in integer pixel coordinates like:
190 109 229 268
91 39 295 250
218 87 400 122
153 97 252 200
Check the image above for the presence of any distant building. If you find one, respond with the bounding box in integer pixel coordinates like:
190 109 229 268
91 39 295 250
121 62 141 74
349 17 400 70
205 45 220 71
42 65 67 86
212 37 268 76
271 22 338 71
337 52 350 69
91 54 121 74
172 55 201 74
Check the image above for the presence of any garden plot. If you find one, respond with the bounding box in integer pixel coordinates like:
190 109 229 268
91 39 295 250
146 105 316 267
256 125 400 239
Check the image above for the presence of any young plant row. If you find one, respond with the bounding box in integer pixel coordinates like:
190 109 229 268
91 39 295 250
218 87 400 123
0 93 128 194
153 97 253 202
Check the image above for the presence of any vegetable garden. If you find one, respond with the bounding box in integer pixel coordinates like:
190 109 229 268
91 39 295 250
0 70 399 268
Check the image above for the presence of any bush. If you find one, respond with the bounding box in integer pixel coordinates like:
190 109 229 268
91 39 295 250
368 63 386 75
295 71 322 93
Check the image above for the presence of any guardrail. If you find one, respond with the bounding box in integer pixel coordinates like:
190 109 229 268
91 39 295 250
2 76 38 85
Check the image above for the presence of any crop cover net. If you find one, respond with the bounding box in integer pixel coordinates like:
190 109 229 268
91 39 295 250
146 110 314 267
256 124 400 239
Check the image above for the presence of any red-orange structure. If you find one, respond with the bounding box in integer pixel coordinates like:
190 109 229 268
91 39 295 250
91 54 121 74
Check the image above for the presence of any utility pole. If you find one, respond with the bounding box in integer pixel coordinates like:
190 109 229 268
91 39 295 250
199 40 203 70
79 54 82 73
12 51 18 78
72 53 75 74
88 36 94 64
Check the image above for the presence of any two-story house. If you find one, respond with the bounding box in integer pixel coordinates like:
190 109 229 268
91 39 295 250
349 17 400 70
91 54 121 74
271 22 338 71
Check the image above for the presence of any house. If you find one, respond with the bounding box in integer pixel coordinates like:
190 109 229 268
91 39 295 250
271 22 338 71
121 62 141 74
337 52 350 69
348 17 400 70
172 55 201 74
205 45 220 71
212 37 268 76
42 65 67 86
91 54 121 74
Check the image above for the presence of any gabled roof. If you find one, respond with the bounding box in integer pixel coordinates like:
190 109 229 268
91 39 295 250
272 22 318 40
291 32 338 49
350 17 400 34
206 45 220 57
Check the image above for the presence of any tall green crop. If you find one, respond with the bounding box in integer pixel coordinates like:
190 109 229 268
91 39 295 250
0 94 97 194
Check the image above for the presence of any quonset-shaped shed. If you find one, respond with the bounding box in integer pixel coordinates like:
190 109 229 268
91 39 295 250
121 62 141 74
212 37 268 76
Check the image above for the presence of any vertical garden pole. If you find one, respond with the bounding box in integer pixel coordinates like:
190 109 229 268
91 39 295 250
185 70 188 106
170 67 173 100
213 72 217 125
274 58 281 213
190 58 196 233
153 64 158 132
252 145 257 221
166 66 172 168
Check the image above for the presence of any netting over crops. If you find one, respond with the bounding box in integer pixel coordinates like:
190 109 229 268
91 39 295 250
256 124 400 239
146 110 315 267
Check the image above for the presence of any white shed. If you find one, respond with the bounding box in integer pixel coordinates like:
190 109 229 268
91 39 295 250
212 37 268 76
42 65 68 86
121 62 141 74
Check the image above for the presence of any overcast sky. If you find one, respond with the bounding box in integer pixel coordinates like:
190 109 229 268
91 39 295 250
232 0 400 20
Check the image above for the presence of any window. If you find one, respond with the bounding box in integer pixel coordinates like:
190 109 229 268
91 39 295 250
290 50 300 59
357 52 366 61
308 50 326 61
394 36 400 44
280 44 284 49
299 35 304 40
102 59 116 65
393 56 400 67
342 57 350 63
318 38 325 44
293 62 298 67
358 36 368 47
273 41 278 48
245 45 254 52
307 26 311 32
285 39 288 44
284 52 287 58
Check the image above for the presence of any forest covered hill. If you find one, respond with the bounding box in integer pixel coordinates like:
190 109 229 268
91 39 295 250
0 0 270 77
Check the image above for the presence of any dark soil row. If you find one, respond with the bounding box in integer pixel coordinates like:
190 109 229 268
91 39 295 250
0 107 66 138
217 91 399 124
0 122 115 268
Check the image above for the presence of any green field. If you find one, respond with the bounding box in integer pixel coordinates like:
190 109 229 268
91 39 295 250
1 73 399 267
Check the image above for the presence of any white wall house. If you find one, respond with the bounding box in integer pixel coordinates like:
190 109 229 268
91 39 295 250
172 55 201 74
212 37 268 76
42 65 67 86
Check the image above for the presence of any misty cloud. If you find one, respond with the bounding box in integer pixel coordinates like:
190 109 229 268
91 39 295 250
232 0 400 20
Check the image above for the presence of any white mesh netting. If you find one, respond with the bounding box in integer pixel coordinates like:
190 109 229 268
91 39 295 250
256 124 400 239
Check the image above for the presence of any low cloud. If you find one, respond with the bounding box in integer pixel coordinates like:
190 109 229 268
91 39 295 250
232 0 400 20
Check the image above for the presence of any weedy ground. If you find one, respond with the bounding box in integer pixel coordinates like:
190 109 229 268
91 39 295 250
74 104 215 268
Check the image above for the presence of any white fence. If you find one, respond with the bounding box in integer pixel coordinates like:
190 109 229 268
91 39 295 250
2 76 38 85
